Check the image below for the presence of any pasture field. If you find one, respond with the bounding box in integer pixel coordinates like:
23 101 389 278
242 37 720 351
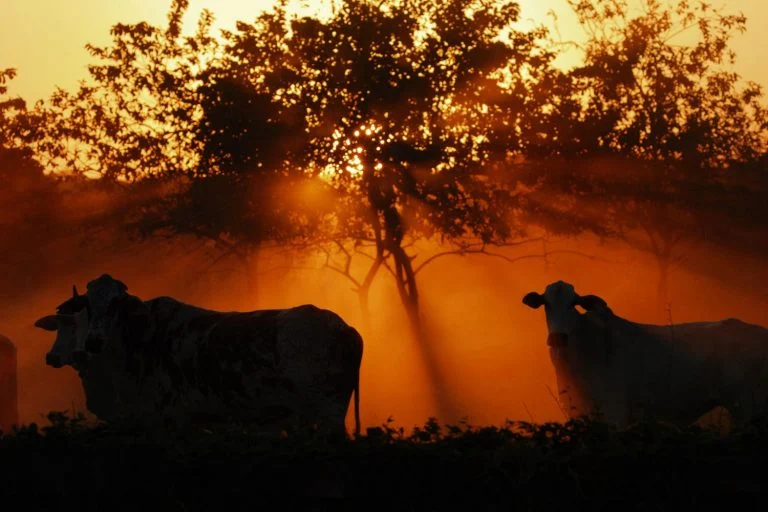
1 412 766 510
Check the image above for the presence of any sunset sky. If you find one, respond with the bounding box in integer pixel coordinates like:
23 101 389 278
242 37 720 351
1 0 766 104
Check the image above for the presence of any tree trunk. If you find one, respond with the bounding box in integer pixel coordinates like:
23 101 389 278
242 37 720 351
655 250 673 323
357 285 373 340
355 250 385 340
391 246 459 423
244 243 261 309
656 253 669 301
363 161 459 422
638 223 677 321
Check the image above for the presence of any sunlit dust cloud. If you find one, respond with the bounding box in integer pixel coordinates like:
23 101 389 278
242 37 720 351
2 158 768 432
6 220 766 431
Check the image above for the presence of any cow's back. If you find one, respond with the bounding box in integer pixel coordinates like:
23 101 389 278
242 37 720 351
562 313 768 425
78 296 362 433
275 305 363 422
80 297 233 422
172 303 362 433
664 318 768 419
190 308 284 415
611 316 768 424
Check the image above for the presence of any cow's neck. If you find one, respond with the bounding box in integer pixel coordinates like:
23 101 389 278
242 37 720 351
550 312 627 423
80 315 153 421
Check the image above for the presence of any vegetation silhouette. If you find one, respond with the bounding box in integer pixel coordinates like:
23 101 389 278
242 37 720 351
1 410 767 507
522 0 768 309
0 334 17 431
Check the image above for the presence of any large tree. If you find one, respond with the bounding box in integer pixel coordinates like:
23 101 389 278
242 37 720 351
0 68 67 298
219 0 563 418
526 0 768 306
26 1 332 306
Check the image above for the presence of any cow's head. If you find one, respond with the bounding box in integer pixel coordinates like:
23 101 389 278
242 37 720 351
34 275 131 367
522 281 610 347
81 274 129 356
34 285 91 368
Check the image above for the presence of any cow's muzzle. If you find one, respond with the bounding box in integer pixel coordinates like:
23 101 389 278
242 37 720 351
547 333 569 347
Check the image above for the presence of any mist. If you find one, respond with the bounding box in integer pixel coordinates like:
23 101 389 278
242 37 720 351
4 207 766 431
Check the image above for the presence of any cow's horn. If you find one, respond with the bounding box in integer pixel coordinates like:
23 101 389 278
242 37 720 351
73 285 79 298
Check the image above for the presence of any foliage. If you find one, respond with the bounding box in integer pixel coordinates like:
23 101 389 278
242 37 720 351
24 1 563 268
0 68 27 147
0 69 73 298
265 0 561 282
30 0 218 181
522 0 768 300
2 411 767 508
19 0 766 303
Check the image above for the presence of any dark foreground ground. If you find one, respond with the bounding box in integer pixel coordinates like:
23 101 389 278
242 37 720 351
1 412 767 511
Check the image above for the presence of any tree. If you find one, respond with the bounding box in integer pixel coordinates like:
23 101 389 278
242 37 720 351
32 0 219 182
27 1 333 306
0 69 65 298
222 0 565 419
530 0 768 307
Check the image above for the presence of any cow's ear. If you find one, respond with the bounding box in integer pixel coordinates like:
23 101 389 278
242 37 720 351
522 292 545 309
577 294 607 311
34 315 59 331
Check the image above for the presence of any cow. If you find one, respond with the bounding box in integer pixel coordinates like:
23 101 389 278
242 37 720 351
34 274 363 437
522 280 768 429
0 334 18 433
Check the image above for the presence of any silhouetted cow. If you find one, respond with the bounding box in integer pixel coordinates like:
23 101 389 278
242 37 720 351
0 334 18 433
34 275 363 436
523 280 768 427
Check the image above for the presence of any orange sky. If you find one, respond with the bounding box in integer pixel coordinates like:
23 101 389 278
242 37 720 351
1 0 766 104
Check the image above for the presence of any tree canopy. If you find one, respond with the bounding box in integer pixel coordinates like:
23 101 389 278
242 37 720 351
521 0 768 301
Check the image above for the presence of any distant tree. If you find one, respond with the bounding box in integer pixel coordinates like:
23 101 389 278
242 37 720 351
705 151 768 260
25 1 333 306
0 69 24 142
0 68 64 298
19 3 237 271
32 0 218 182
530 0 768 305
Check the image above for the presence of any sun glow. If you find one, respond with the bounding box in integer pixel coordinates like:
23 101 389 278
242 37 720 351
319 121 386 180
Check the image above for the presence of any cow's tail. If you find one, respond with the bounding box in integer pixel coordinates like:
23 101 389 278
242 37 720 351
354 368 361 437
349 325 363 438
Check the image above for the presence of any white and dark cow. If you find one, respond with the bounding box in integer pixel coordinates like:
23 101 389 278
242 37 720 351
523 281 768 428
0 333 18 432
34 274 363 436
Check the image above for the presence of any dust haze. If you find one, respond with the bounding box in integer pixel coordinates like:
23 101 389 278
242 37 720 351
3 180 766 431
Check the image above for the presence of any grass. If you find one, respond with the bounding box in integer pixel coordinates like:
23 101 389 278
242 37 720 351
1 411 767 510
